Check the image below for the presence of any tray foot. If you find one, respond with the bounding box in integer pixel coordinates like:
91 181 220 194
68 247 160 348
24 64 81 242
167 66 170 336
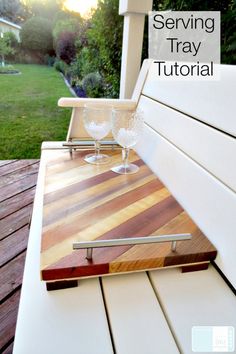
46 279 78 291
181 262 209 273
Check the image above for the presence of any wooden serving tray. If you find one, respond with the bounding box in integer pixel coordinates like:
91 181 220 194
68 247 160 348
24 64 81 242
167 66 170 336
40 149 217 285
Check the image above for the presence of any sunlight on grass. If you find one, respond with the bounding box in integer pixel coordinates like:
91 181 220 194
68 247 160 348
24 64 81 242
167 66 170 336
0 64 72 159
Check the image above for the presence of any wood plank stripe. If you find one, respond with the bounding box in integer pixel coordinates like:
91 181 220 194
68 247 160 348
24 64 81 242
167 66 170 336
0 162 39 188
44 152 139 195
0 187 35 220
0 226 29 267
109 213 211 273
0 252 26 302
43 164 154 227
42 178 164 251
0 160 38 178
0 173 38 203
41 188 170 272
0 204 32 241
42 195 183 280
45 149 89 171
40 150 217 281
163 229 217 266
44 159 145 205
0 160 17 167
109 212 196 270
1 341 14 354
0 290 20 349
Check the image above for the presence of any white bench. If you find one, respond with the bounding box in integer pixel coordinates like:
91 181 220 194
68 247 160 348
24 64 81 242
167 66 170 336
13 60 236 354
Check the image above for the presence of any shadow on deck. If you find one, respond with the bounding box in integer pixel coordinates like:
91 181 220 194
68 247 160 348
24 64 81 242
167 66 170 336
0 160 39 354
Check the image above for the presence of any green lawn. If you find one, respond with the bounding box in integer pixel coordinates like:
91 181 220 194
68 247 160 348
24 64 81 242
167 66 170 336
0 64 72 159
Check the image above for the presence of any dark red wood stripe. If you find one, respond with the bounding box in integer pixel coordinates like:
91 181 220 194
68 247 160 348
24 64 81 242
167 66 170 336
42 178 163 251
43 162 155 227
164 230 217 266
42 196 183 280
44 159 145 205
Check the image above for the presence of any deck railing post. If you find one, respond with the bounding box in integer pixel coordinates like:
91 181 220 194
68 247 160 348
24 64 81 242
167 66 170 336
119 0 153 99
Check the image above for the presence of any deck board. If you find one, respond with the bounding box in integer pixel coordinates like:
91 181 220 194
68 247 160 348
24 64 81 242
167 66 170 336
0 160 39 354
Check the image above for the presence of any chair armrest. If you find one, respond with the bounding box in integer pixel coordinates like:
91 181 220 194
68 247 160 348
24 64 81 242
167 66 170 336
58 97 137 109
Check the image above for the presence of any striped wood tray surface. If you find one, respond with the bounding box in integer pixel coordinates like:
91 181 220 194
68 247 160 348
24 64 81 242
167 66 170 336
40 149 217 281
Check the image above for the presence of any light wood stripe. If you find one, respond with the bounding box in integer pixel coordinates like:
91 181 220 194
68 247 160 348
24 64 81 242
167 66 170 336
41 188 170 270
109 212 196 272
40 150 217 281
42 178 164 249
44 151 138 194
43 164 154 227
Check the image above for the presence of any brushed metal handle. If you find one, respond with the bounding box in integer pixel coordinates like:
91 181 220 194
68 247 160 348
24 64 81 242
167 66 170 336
73 233 192 260
63 140 121 151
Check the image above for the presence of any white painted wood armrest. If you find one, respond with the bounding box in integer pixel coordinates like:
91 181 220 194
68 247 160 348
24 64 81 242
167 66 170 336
58 97 137 109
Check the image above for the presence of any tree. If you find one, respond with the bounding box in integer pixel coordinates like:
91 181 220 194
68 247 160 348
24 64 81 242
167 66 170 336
24 0 63 20
152 0 236 64
86 0 123 96
0 0 29 23
20 16 53 54
0 34 15 66
53 17 82 47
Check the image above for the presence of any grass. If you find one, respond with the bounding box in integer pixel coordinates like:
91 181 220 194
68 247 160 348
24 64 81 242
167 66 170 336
0 64 72 159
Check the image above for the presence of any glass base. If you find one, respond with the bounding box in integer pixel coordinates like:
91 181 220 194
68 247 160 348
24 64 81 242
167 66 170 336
111 163 139 174
84 153 110 165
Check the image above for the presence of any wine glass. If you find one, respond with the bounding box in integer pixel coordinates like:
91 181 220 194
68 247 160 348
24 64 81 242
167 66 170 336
111 109 143 174
83 104 111 164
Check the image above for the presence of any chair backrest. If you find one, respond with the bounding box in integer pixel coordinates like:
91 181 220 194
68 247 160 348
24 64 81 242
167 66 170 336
135 60 236 288
58 60 236 288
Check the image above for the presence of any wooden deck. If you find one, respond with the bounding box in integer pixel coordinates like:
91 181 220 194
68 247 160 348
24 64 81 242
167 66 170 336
0 160 39 354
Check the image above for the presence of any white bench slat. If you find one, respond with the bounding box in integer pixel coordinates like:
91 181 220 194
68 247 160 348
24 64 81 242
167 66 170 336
139 95 236 192
102 272 179 354
149 266 236 354
135 124 236 288
13 152 113 354
143 63 236 137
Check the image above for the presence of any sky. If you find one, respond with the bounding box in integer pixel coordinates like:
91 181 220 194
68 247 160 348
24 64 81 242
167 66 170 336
63 0 98 17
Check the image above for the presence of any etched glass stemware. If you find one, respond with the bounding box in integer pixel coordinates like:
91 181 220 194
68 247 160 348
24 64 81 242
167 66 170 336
83 105 111 164
111 109 143 174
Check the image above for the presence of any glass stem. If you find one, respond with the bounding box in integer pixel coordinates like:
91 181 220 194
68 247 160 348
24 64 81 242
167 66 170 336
95 140 100 159
122 148 130 169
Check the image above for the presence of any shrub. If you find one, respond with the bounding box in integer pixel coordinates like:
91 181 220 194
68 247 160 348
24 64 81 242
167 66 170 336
44 54 56 67
0 65 19 74
73 84 86 98
65 60 80 85
82 72 104 97
54 59 68 75
20 16 53 54
75 47 98 79
56 31 76 64
0 35 15 65
3 32 18 49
